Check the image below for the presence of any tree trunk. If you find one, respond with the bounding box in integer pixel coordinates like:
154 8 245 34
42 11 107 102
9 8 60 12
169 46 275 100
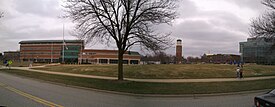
118 49 124 81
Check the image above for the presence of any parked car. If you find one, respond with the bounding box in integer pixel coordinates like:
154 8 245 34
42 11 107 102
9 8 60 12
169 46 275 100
254 89 275 107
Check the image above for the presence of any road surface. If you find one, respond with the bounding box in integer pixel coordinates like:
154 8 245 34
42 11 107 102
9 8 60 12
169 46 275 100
0 71 263 107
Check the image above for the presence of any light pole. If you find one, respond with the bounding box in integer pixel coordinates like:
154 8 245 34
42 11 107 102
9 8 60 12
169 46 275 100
241 44 244 63
62 24 65 63
51 41 53 63
80 42 83 64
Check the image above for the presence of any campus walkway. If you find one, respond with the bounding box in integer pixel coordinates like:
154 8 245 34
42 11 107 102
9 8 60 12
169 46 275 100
2 66 275 83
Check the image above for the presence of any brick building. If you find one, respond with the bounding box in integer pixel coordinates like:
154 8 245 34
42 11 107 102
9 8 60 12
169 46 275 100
176 39 183 64
19 40 84 63
79 49 140 64
19 40 141 64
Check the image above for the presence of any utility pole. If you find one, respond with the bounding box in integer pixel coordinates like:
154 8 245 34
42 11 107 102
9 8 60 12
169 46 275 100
241 44 244 64
62 24 65 63
51 41 53 63
80 42 83 64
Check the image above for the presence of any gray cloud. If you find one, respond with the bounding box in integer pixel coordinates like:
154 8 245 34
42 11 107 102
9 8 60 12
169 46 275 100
0 0 266 58
159 0 254 57
0 0 76 53
14 0 60 17
177 0 199 17
230 0 266 12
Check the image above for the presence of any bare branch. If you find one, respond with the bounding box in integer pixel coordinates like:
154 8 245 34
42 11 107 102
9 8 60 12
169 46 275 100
63 0 178 80
250 12 275 38
250 0 275 39
262 0 275 10
0 12 3 18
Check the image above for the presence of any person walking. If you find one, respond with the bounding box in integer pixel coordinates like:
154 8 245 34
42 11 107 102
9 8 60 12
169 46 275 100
7 60 12 70
239 65 243 79
236 66 240 79
4 60 7 67
29 61 33 68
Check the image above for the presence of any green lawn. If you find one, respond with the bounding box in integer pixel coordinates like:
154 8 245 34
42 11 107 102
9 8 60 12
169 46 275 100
32 64 275 79
1 69 275 94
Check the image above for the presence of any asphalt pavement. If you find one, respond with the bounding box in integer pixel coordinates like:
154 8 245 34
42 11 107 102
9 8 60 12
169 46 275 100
0 70 264 107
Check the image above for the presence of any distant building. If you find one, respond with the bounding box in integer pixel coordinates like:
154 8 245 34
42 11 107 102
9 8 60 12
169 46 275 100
186 56 201 64
79 49 140 64
144 61 161 64
176 39 183 64
140 52 176 64
240 37 275 65
140 56 161 64
19 40 141 64
201 54 240 64
3 51 20 61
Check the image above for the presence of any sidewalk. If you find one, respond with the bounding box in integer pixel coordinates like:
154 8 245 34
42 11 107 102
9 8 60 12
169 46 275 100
4 66 275 83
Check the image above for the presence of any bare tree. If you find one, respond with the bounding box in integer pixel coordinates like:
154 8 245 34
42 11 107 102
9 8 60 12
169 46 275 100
0 12 3 18
64 0 177 80
250 0 275 38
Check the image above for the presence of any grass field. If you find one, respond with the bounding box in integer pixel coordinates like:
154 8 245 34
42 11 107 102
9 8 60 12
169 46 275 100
0 69 275 94
32 64 275 79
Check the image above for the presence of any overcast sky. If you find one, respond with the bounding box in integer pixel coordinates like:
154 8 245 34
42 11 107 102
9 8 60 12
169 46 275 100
0 0 268 57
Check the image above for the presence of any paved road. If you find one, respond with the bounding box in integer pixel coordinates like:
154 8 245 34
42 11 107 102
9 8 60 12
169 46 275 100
0 70 264 107
10 66 275 83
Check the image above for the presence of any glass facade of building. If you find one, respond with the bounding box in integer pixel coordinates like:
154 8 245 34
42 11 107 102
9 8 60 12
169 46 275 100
62 45 81 63
240 38 275 65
